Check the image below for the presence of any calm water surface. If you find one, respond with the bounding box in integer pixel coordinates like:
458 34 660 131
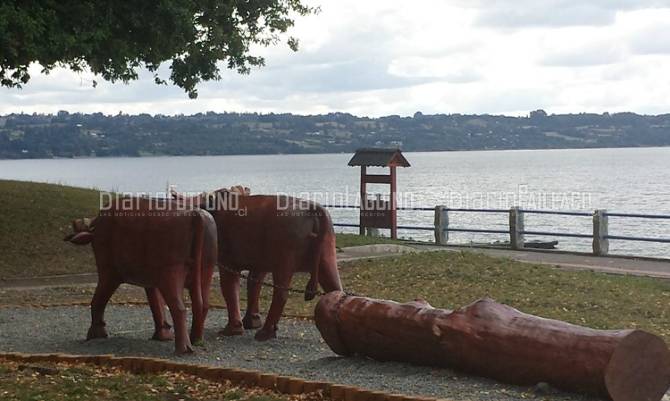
1 147 669 258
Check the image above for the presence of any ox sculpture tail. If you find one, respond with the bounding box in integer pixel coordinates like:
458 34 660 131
188 210 207 335
304 205 332 301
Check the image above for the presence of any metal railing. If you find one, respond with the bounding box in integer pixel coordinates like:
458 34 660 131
602 212 670 245
324 204 670 257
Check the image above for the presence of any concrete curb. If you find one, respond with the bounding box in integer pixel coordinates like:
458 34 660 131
0 352 442 401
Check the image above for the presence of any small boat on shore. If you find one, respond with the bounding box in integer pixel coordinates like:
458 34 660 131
470 240 559 250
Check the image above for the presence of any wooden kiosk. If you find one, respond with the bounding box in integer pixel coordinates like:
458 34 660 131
348 148 410 239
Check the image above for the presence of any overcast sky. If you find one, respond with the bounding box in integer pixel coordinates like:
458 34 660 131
3 0 670 117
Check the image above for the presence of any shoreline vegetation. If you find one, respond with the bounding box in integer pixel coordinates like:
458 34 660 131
2 110 670 159
3 144 670 162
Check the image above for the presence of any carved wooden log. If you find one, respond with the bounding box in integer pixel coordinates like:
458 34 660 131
315 291 670 401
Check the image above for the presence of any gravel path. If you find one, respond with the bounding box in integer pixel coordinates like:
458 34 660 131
0 305 603 401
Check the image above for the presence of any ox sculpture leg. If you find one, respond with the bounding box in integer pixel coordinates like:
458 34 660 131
254 269 292 341
189 261 214 345
157 266 194 354
145 288 174 341
87 267 121 340
240 250 343 334
199 261 216 339
220 268 244 336
242 271 266 330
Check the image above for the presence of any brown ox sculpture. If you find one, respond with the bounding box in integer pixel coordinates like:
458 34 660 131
173 187 343 341
65 197 217 354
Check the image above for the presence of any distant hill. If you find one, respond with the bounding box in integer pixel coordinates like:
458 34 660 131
1 110 670 159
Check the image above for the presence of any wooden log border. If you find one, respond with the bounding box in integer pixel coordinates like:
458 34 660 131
0 352 441 401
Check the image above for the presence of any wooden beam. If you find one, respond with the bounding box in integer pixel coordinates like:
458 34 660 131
362 174 392 184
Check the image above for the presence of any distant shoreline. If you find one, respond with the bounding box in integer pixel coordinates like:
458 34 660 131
2 144 670 161
3 111 670 159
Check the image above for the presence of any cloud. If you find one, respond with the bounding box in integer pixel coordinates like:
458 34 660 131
387 56 484 83
472 0 670 28
477 3 615 28
2 1 670 117
541 43 624 66
202 58 432 100
629 24 670 54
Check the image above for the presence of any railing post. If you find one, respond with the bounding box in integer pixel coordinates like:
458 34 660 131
434 206 449 245
593 209 609 256
509 206 524 250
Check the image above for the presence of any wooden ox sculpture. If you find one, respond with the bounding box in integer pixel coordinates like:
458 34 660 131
65 197 217 354
173 187 343 341
315 292 670 401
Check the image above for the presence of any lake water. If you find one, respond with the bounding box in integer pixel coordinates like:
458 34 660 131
1 147 669 258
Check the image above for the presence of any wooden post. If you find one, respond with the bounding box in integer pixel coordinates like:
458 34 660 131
593 209 609 256
509 207 524 250
359 166 366 236
390 166 397 239
434 206 449 245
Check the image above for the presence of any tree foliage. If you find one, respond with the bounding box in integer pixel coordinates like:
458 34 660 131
0 0 315 97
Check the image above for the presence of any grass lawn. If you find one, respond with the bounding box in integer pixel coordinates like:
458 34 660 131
334 233 404 249
1 180 669 343
0 180 99 278
0 359 299 401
